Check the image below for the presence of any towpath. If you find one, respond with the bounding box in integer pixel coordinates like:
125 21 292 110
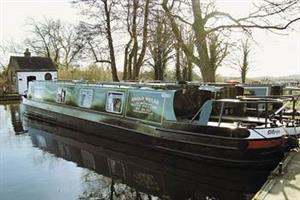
253 141 300 200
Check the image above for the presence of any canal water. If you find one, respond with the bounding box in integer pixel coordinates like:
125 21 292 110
0 102 271 200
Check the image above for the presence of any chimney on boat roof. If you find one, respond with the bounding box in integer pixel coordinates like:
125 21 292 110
24 48 31 58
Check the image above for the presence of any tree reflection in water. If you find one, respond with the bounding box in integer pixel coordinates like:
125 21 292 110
79 170 160 200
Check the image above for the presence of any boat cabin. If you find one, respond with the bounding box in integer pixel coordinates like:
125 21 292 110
27 81 214 125
241 84 283 96
198 84 244 99
26 81 287 130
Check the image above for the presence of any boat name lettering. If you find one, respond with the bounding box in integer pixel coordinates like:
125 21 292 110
267 129 281 135
130 96 160 114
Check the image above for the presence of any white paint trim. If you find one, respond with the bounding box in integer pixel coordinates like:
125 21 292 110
248 127 286 139
284 126 300 136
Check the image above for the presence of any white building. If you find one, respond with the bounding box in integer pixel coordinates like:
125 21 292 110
8 49 58 95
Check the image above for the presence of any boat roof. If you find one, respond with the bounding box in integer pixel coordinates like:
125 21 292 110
214 98 283 104
238 84 283 87
34 80 200 91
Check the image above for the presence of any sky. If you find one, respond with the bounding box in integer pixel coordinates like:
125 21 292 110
0 0 299 78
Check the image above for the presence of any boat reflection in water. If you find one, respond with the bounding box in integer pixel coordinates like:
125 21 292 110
10 103 27 134
24 117 271 200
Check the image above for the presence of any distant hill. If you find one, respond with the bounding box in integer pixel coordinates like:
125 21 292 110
222 74 300 82
250 74 300 81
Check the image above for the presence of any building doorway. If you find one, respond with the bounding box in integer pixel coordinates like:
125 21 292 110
27 76 36 88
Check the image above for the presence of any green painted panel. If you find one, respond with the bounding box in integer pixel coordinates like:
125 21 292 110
126 90 165 123
162 92 177 121
30 82 56 102
28 81 177 123
90 88 109 112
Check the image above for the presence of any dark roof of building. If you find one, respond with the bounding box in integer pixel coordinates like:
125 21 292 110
9 56 57 72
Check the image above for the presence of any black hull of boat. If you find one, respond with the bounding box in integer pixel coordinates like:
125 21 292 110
25 120 271 200
22 103 284 170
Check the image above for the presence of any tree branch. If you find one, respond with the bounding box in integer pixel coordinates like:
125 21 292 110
207 17 300 33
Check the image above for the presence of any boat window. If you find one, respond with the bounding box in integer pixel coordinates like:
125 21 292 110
56 87 66 103
79 89 93 108
106 92 124 114
244 87 269 96
270 85 283 95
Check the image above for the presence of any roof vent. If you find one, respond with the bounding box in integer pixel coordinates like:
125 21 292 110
24 48 31 58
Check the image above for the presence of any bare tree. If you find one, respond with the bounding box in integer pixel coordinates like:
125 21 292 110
73 0 120 81
174 28 195 81
25 18 85 69
77 23 111 66
181 32 194 81
0 44 9 70
122 0 150 80
0 40 24 68
102 0 119 81
0 40 26 93
174 41 181 81
162 0 300 82
148 11 173 81
122 1 133 81
0 45 9 93
240 39 250 84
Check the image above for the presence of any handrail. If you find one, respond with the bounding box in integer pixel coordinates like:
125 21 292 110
237 95 298 100
214 98 282 104
213 96 300 127
30 80 187 90
214 99 272 127
190 105 204 123
238 95 300 119
190 98 282 127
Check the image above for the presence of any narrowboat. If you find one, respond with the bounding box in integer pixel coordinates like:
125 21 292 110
241 84 283 96
22 81 287 169
198 84 244 99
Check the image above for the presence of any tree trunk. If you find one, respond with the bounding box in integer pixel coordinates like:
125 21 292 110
182 67 187 81
160 64 165 81
175 43 181 81
241 70 246 83
103 0 119 82
191 0 214 82
201 66 215 82
133 0 150 80
240 39 250 84
187 61 193 81
130 0 139 80
123 39 132 80
128 51 133 80
123 50 128 80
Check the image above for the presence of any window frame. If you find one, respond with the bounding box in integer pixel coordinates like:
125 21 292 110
105 91 125 114
78 88 94 108
56 87 67 103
